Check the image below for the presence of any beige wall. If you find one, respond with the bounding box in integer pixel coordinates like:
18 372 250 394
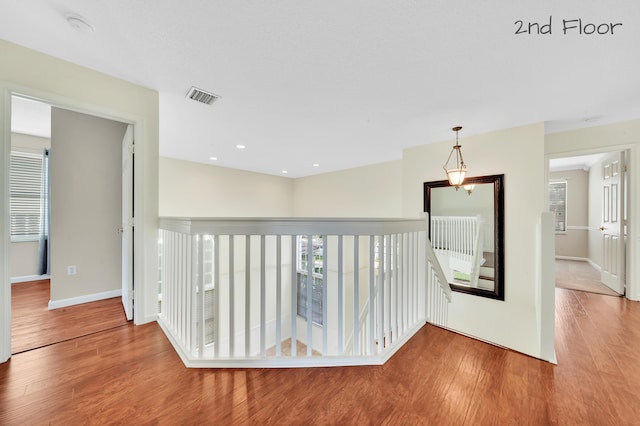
10 242 39 278
160 158 402 219
403 123 546 358
10 133 51 278
159 157 293 217
549 169 588 259
50 108 127 302
293 160 402 217
11 132 50 154
545 119 640 154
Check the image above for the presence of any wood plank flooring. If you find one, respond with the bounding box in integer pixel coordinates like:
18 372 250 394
2 287 640 424
265 338 321 357
11 279 129 354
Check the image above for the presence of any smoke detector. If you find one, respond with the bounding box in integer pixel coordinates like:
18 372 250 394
65 13 94 34
186 87 220 106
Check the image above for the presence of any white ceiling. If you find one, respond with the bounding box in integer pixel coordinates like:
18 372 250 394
11 96 51 139
2 1 640 177
549 153 606 172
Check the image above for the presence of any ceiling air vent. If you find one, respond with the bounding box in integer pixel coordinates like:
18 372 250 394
186 87 220 106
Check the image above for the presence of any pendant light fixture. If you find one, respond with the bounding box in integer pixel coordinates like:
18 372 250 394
443 126 467 189
463 184 475 195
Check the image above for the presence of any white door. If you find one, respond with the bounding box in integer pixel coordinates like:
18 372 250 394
121 125 134 320
600 151 625 294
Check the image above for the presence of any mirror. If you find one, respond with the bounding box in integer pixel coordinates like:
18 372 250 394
424 174 504 300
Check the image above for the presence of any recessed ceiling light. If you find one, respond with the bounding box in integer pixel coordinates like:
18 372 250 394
313 163 320 167
65 13 95 34
236 144 246 149
282 170 288 174
209 156 218 161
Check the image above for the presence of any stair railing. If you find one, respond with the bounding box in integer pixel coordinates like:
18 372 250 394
158 216 450 368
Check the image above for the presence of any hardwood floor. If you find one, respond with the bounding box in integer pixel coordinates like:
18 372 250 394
266 338 321 357
2 288 640 424
11 279 129 354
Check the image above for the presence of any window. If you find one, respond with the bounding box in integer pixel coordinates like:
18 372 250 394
374 235 394 274
202 235 215 345
297 235 323 326
549 181 567 232
10 151 44 241
202 235 214 287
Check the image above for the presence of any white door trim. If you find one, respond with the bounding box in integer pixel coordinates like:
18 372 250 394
122 124 134 320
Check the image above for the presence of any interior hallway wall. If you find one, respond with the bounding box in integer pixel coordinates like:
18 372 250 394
49 108 127 303
159 158 402 219
403 123 547 359
293 160 402 217
159 157 294 217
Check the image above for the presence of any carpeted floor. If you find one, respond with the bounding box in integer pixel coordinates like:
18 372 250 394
555 259 621 297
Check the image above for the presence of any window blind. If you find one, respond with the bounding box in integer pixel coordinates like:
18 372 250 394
10 151 43 241
549 181 567 232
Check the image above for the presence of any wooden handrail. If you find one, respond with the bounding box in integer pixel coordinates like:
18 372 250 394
159 217 426 236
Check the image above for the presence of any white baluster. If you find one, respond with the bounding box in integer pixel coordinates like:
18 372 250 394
337 235 344 355
275 235 282 357
245 235 250 357
260 235 266 357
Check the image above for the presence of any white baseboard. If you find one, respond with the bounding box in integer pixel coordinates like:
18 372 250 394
48 289 122 310
586 258 602 272
11 274 50 284
555 256 589 262
554 256 602 272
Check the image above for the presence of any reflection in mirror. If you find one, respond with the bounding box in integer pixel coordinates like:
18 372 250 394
424 175 504 300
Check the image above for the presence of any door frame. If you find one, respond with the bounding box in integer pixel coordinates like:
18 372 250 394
121 124 134 320
1 82 145 361
545 142 637 300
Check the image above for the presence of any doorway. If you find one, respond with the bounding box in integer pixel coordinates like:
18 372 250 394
9 96 134 353
548 150 628 296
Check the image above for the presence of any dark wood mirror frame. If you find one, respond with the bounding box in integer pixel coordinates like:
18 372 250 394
423 174 505 301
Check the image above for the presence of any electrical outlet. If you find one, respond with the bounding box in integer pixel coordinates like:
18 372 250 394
67 265 77 275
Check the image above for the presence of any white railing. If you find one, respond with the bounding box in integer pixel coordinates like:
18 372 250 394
431 215 483 288
158 216 451 368
425 232 451 328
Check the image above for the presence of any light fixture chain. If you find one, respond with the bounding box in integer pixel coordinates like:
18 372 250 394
442 125 468 189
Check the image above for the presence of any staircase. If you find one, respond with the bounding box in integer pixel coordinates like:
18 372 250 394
477 252 495 290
